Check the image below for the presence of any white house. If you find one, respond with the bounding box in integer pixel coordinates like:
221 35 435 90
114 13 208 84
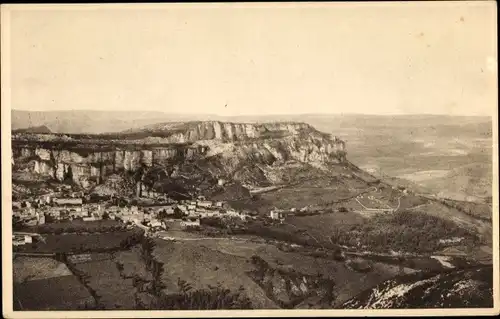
150 220 162 228
180 219 200 228
53 198 83 206
38 214 46 225
270 210 284 220
197 201 213 208
12 201 22 209
226 210 239 217
24 235 33 244
13 234 33 245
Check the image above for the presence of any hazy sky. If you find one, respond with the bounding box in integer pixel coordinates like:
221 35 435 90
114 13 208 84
5 2 497 116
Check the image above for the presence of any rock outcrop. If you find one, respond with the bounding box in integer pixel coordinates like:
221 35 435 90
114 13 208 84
11 121 347 189
340 265 493 309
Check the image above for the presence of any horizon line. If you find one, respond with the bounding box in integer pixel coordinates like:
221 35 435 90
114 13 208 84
10 109 493 118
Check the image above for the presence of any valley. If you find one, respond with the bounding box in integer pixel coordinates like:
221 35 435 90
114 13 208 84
10 116 494 310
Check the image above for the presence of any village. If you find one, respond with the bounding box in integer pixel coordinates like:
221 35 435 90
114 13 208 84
11 184 264 246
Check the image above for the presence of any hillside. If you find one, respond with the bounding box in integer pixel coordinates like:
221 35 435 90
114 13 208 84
421 163 492 201
10 115 494 310
341 265 493 309
13 125 52 134
11 110 217 134
11 121 346 198
12 110 492 203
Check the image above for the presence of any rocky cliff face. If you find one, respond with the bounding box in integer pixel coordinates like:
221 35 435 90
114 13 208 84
340 265 493 309
12 121 347 189
12 146 207 188
247 255 336 309
123 121 334 143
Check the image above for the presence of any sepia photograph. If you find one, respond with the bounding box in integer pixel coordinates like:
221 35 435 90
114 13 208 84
1 2 498 317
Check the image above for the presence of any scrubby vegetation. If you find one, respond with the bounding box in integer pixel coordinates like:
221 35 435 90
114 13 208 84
18 220 127 234
436 198 492 222
329 210 481 253
14 229 144 254
154 280 253 310
137 237 253 310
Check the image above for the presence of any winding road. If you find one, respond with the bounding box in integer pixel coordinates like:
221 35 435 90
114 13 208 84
354 194 403 212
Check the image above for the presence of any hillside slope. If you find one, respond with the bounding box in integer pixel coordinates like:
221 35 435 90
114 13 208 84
11 121 347 192
341 265 493 309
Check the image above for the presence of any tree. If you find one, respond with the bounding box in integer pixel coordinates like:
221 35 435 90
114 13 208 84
102 212 110 220
173 207 185 219
158 209 168 220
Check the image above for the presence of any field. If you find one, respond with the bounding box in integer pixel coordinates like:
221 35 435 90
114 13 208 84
28 220 126 234
149 231 423 307
13 257 72 283
114 245 153 281
14 274 95 310
151 239 277 308
72 256 136 309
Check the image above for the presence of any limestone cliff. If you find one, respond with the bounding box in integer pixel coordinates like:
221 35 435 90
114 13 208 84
340 265 493 309
11 121 347 189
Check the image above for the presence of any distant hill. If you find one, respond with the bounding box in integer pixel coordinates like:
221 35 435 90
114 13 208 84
13 125 52 134
11 110 218 134
12 110 492 135
423 163 492 202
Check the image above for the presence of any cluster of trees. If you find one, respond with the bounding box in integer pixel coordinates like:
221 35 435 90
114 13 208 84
329 210 481 253
437 198 492 222
140 237 165 296
200 217 226 228
36 220 127 234
137 237 252 310
249 255 335 309
157 207 185 220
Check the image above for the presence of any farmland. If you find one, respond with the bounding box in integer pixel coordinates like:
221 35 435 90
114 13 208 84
18 219 126 234
14 275 96 310
71 257 137 309
13 256 72 283
149 233 420 307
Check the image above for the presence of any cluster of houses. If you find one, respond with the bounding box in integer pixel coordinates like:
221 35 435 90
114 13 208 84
269 207 301 222
12 193 253 234
12 233 33 246
110 196 252 233
12 232 43 246
13 196 106 225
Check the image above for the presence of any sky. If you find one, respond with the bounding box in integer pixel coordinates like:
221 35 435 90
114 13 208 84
4 2 498 116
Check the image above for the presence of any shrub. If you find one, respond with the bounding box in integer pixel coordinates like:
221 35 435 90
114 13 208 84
155 280 252 310
328 210 481 253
